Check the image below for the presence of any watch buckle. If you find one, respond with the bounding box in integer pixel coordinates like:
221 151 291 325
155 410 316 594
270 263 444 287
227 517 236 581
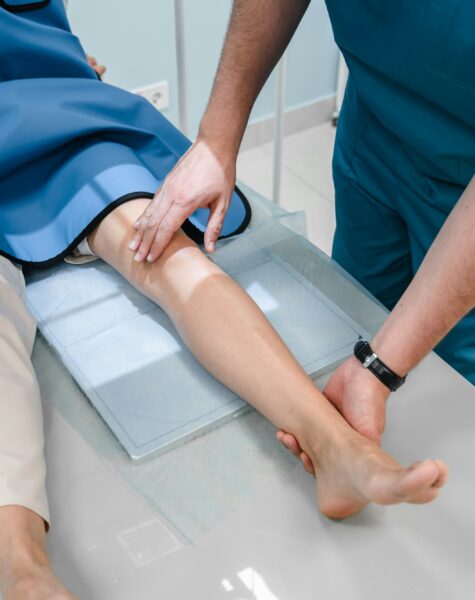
363 353 378 368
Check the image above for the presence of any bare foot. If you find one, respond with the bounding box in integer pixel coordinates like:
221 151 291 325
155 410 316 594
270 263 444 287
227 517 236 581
304 419 448 519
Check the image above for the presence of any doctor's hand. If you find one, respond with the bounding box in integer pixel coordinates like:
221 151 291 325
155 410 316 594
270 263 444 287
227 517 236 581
276 357 390 474
129 139 236 263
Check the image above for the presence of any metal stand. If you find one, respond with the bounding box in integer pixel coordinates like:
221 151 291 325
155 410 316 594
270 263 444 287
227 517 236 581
272 55 287 205
174 0 189 136
332 52 348 127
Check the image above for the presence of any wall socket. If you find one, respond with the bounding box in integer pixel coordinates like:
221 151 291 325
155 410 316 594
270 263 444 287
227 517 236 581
134 81 170 111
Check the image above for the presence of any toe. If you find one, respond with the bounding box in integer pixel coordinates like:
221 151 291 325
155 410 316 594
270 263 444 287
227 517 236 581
366 459 447 506
400 460 448 503
432 460 449 488
407 486 440 505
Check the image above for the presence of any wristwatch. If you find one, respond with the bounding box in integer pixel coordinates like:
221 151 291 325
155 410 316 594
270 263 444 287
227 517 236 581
354 340 406 392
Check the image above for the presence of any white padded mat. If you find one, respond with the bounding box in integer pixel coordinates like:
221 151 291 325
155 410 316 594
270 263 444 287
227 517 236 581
25 216 368 461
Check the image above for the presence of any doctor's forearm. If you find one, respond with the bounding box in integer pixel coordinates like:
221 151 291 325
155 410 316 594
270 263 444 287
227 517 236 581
198 0 310 157
371 177 475 377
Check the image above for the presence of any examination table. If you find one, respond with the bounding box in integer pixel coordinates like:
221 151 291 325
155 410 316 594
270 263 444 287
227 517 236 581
7 184 474 600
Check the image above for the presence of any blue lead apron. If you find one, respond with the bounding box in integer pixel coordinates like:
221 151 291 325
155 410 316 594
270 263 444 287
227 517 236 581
326 0 475 383
0 0 251 266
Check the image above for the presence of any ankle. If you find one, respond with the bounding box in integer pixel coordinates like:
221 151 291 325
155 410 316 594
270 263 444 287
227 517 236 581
291 397 347 472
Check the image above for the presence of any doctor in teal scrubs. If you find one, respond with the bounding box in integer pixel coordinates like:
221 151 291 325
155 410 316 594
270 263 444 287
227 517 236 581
132 0 475 454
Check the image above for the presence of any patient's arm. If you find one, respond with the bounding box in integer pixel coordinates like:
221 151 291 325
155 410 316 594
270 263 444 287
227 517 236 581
88 199 448 519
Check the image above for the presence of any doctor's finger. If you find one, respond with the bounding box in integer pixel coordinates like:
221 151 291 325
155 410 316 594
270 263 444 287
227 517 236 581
204 201 227 253
276 432 314 474
146 209 186 262
129 216 152 254
276 431 301 456
128 226 144 253
129 185 168 250
300 452 315 475
133 219 161 262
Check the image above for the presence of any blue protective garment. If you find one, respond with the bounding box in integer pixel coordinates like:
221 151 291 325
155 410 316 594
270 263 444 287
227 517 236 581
326 0 475 383
0 0 251 266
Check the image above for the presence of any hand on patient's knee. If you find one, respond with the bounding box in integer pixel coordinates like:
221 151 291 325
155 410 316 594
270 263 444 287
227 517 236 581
129 139 235 263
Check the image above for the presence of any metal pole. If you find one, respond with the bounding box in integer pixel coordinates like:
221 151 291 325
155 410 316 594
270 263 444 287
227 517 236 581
174 0 189 136
332 52 348 126
272 54 286 205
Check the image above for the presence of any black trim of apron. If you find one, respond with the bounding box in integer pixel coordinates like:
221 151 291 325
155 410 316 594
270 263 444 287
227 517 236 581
4 185 252 269
0 0 50 12
181 185 252 247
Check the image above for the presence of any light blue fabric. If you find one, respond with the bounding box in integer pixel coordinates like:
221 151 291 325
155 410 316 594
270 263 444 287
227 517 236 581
326 0 475 383
0 0 250 266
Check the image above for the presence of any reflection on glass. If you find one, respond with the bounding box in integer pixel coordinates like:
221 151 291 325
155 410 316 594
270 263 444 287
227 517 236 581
245 281 280 313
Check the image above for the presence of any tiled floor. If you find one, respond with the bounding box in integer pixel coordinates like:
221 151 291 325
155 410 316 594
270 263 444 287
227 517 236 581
237 121 337 255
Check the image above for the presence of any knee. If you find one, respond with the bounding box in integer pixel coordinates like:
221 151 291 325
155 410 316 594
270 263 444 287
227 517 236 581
142 229 202 274
132 230 218 300
159 228 198 258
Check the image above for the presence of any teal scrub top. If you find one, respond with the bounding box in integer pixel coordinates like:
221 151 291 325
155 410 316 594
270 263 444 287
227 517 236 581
326 0 475 383
327 0 475 190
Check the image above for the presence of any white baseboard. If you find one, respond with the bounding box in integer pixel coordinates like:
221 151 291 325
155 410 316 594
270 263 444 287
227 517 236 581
240 94 336 151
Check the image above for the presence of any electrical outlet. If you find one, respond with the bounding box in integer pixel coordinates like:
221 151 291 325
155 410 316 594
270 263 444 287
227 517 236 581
134 81 169 111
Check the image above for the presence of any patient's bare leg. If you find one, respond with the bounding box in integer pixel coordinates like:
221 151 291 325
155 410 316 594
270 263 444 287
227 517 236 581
88 200 448 518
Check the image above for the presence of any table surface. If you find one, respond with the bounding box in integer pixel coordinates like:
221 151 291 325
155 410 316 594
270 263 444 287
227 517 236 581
12 185 475 599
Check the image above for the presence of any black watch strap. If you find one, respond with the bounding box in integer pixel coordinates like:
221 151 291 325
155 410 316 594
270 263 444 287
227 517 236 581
354 341 406 392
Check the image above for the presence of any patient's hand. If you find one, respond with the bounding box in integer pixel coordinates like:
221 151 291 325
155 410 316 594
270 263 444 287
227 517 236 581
129 138 236 262
87 54 106 78
277 357 390 474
